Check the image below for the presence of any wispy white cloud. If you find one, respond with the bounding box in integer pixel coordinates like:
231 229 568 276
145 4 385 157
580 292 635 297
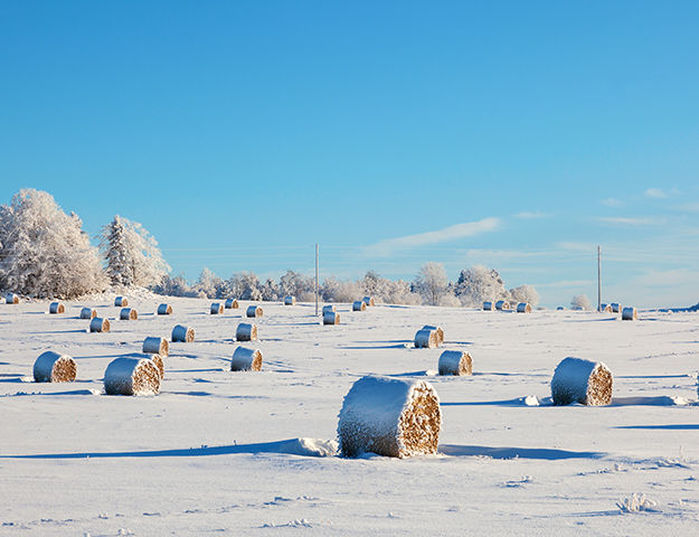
595 216 664 226
514 211 551 219
631 268 699 288
533 279 595 288
362 218 500 257
673 202 699 213
644 187 668 199
556 241 597 252
601 197 624 207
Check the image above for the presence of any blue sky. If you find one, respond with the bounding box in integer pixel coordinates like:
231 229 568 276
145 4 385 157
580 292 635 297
1 1 698 307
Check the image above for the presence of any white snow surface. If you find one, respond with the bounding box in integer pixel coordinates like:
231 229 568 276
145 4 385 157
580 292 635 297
1 299 699 535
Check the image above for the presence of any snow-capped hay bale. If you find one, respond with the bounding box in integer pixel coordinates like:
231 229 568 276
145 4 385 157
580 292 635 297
210 302 224 314
422 325 444 345
495 300 509 311
33 351 77 383
231 346 262 372
142 336 169 357
89 317 110 332
246 305 263 318
337 376 442 458
622 307 638 321
556 306 565 311
114 296 128 307
600 303 613 313
157 303 173 315
551 357 613 406
414 328 440 349
225 298 239 309
103 357 160 396
322 304 336 314
150 353 164 379
482 301 494 311
363 296 376 307
284 295 296 305
119 307 138 320
5 293 19 304
236 322 258 341
516 302 532 313
80 307 97 319
49 301 65 314
352 300 366 311
172 324 195 342
438 350 472 376
610 302 621 313
323 311 340 325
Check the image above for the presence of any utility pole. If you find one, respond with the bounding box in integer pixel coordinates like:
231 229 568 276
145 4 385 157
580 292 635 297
597 245 602 312
315 243 319 316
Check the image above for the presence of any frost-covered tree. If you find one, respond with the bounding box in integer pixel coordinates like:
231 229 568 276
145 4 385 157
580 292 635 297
509 284 540 307
100 215 170 288
454 265 508 306
260 278 280 301
571 294 592 311
413 262 449 306
279 270 315 301
194 267 223 298
228 272 262 300
152 274 195 297
0 189 107 298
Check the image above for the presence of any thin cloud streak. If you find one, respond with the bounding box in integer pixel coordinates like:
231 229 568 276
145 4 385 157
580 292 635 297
514 211 551 219
595 216 664 226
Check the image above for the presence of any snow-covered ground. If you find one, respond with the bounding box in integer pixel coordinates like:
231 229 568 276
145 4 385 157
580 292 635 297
1 297 698 536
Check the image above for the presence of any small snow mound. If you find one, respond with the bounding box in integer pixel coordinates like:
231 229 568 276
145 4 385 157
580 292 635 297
20 376 33 383
617 493 658 513
523 395 539 406
288 438 338 457
424 369 438 377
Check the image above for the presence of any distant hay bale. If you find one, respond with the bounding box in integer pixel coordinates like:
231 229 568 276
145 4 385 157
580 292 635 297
172 324 195 342
157 303 173 315
114 296 128 307
143 336 169 357
33 351 77 383
236 322 258 341
89 317 110 332
80 307 97 319
600 304 613 313
556 306 565 311
422 325 444 345
322 305 336 314
120 307 138 320
210 302 224 314
516 302 532 313
622 307 638 321
284 296 296 305
49 301 65 314
323 311 340 325
246 305 263 318
352 300 366 311
231 346 262 371
150 353 164 379
5 293 19 304
610 302 621 313
225 298 239 309
104 356 160 396
337 376 442 458
363 296 376 307
438 350 472 376
482 301 494 311
551 357 613 406
495 300 510 311
414 328 440 349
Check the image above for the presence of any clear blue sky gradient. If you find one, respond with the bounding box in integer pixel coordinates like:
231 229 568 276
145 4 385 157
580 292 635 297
1 1 698 307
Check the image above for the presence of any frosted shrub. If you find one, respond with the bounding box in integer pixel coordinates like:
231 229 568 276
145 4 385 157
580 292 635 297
454 265 508 307
571 294 592 311
617 493 657 513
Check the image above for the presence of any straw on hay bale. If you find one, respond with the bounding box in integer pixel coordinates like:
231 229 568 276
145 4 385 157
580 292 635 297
143 336 169 357
352 300 366 311
482 301 494 311
157 303 173 315
231 346 263 371
103 356 160 396
5 293 19 304
322 304 336 314
495 300 509 311
438 350 472 376
79 307 97 319
150 353 164 379
337 376 442 458
236 322 258 342
225 298 239 309
246 305 263 318
120 307 138 320
600 303 613 313
516 302 532 313
323 311 340 325
610 302 621 313
422 325 444 345
172 324 195 343
551 357 613 406
622 307 638 321
414 328 440 349
114 296 128 307
363 296 376 307
33 351 77 383
284 295 296 305
49 301 65 314
89 317 110 332
210 302 224 314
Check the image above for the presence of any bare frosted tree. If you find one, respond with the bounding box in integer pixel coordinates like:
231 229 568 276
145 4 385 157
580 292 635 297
414 262 449 306
571 294 592 311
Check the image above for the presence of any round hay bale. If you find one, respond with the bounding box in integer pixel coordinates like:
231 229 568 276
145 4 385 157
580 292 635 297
120 307 138 320
352 300 366 311
600 303 613 313
143 336 169 357
172 324 195 343
482 301 494 311
89 317 110 333
103 357 160 396
337 376 442 458
323 311 340 325
49 302 65 314
421 325 444 345
414 328 440 349
210 302 224 315
246 305 263 318
79 307 97 319
516 302 532 313
622 307 638 321
231 346 262 371
438 350 472 376
225 298 239 309
236 322 258 342
114 296 128 307
551 357 613 406
33 351 77 383
610 302 621 313
495 300 510 311
157 303 173 315
284 296 296 305
150 353 164 379
5 293 19 304
322 305 336 314
362 296 376 307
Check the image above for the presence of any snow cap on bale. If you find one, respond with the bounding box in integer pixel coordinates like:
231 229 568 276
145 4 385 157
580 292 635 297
80 307 97 319
114 296 128 307
143 336 169 357
516 302 532 313
284 295 296 305
120 307 138 320
49 301 65 314
551 357 613 406
622 307 638 321
33 351 77 383
210 302 224 314
352 300 366 311
172 324 195 342
157 303 173 315
323 311 340 325
103 356 160 396
422 325 444 345
438 350 472 376
231 346 262 371
89 317 110 332
225 298 239 309
495 300 509 311
236 322 258 341
337 376 442 458
246 305 263 318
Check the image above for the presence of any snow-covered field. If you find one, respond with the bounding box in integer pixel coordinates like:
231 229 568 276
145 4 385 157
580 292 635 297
1 297 698 536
